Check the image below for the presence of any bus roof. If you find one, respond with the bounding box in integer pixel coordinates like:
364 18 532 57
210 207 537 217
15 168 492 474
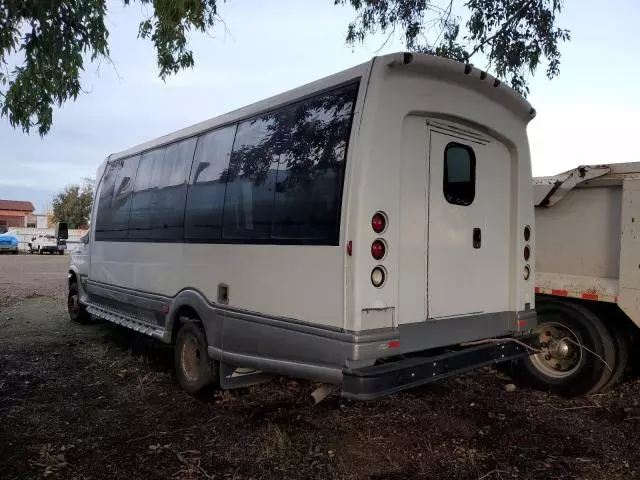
107 52 534 163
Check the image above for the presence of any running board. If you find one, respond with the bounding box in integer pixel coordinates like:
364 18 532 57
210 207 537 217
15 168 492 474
85 302 166 341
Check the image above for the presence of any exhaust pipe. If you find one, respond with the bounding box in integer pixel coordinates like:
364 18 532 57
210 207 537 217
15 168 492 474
309 384 333 405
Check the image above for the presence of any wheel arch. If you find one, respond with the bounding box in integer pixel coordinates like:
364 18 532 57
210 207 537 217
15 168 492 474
167 289 223 356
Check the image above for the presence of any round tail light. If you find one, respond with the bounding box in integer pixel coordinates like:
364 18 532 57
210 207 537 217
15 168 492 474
524 245 531 261
371 266 387 288
371 239 386 260
524 225 531 242
524 265 531 280
372 212 387 234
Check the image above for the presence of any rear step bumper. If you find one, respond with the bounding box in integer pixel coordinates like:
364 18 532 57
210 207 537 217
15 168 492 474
342 336 537 401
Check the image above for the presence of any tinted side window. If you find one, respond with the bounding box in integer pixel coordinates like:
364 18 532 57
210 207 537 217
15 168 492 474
184 126 236 241
110 155 140 239
95 161 121 241
129 147 166 239
155 138 197 240
443 142 476 206
271 84 358 243
222 117 278 240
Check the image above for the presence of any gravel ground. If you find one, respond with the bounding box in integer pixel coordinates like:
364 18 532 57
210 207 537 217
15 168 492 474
0 253 67 306
1 255 640 480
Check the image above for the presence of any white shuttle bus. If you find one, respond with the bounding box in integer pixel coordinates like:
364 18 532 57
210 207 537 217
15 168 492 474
69 52 537 400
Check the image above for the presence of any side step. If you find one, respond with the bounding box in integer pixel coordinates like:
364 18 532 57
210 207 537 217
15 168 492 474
85 301 166 341
342 337 537 401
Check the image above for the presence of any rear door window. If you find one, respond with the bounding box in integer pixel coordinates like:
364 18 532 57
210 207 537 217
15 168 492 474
443 142 476 206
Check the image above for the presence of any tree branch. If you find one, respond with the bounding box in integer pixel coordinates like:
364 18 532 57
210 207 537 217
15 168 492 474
468 0 536 59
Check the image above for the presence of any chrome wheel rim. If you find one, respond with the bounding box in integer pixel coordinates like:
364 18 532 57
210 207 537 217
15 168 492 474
530 321 583 378
180 333 202 383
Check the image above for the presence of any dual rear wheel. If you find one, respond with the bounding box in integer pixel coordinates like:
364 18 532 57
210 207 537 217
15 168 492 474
513 299 629 397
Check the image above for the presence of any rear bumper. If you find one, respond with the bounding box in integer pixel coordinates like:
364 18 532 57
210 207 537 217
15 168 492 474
342 335 538 401
0 245 17 252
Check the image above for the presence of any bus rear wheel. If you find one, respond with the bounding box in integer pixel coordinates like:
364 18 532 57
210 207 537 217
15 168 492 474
513 300 616 397
175 321 218 396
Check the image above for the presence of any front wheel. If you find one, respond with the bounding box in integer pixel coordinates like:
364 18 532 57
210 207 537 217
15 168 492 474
174 322 218 395
68 282 91 323
512 300 616 397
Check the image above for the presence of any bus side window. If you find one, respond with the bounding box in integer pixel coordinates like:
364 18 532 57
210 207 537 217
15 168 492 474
129 147 166 239
222 117 277 240
271 84 357 244
110 154 140 240
154 138 196 241
95 161 121 241
184 125 237 242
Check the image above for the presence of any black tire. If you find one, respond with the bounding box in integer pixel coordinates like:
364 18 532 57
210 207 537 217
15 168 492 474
174 322 218 396
601 324 629 391
68 281 91 323
38 248 43 255
512 300 616 397
58 250 64 255
12 250 18 255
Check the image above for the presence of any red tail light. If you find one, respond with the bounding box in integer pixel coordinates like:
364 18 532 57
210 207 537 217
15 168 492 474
371 239 386 260
524 245 531 261
372 212 387 234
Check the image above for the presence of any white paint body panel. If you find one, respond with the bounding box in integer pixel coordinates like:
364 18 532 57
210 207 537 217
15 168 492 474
427 127 511 319
85 53 535 334
534 163 640 326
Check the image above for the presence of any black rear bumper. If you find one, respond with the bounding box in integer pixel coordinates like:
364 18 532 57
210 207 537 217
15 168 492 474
342 336 536 401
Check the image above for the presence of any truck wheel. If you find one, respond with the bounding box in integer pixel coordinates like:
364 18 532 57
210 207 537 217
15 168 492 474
68 281 91 323
601 325 629 391
174 321 218 396
513 300 616 397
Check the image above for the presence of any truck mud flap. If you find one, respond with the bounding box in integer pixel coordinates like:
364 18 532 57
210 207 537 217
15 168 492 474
342 336 536 401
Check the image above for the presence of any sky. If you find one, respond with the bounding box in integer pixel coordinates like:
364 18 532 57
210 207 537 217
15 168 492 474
0 0 638 212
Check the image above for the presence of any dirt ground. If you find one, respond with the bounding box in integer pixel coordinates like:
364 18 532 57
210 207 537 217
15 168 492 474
1 255 640 480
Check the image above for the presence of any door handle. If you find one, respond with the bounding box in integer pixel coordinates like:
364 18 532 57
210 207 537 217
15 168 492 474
473 228 481 249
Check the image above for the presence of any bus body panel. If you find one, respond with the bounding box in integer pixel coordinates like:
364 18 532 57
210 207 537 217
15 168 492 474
346 55 534 336
74 52 536 390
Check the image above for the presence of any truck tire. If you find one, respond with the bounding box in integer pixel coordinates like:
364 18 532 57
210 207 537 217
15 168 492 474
601 325 629 391
174 321 218 396
68 281 91 323
512 300 616 397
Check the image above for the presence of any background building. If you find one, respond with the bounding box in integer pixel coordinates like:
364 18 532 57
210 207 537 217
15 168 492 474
0 200 35 229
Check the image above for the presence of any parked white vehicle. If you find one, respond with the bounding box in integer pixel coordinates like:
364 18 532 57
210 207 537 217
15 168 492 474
68 52 537 400
29 234 66 254
513 163 639 396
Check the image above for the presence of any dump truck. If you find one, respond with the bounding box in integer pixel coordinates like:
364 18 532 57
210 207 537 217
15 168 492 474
514 163 639 396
